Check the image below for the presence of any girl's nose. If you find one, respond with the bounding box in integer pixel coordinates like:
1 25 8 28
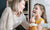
32 10 35 13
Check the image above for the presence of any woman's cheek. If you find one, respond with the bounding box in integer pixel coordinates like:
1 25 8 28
21 4 25 9
19 3 25 10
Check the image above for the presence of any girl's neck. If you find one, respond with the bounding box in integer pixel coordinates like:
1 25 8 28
35 15 41 21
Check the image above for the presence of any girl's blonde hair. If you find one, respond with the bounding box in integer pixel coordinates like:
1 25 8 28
34 3 47 23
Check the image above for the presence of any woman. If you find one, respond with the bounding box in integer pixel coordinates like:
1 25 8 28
30 3 47 30
0 0 29 30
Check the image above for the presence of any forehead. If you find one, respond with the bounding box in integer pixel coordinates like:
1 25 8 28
34 5 41 9
34 5 40 8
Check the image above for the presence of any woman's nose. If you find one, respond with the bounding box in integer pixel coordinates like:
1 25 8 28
22 1 25 8
22 0 25 5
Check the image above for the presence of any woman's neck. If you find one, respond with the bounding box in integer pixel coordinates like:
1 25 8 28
12 10 22 17
35 15 41 21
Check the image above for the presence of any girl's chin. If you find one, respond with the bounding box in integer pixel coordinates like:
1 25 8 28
34 14 37 16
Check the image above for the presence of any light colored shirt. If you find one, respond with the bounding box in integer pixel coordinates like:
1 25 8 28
0 7 29 30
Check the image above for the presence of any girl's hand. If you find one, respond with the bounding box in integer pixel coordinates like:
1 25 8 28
30 17 35 23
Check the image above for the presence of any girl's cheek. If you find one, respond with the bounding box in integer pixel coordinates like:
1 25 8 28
35 10 40 16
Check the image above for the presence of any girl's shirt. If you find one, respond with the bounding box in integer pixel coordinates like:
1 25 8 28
35 18 45 30
35 18 45 24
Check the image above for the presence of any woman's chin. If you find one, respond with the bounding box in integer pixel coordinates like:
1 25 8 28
19 10 23 13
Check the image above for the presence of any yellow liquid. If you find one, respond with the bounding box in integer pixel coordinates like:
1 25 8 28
29 26 37 30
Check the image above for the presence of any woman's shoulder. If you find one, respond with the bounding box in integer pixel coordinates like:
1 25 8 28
4 7 12 12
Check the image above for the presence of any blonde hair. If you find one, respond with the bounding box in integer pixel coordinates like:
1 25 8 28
34 3 47 23
11 0 21 11
10 0 23 17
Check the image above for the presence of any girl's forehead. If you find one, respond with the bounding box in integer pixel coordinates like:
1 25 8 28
34 5 41 10
34 5 40 8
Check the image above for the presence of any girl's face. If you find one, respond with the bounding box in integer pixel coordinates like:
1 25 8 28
32 5 43 17
15 0 25 12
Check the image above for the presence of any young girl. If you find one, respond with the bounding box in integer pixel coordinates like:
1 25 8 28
29 3 47 30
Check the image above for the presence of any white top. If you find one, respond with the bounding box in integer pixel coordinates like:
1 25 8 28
0 7 29 30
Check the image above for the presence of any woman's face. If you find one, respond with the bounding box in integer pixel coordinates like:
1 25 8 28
32 5 42 17
15 0 25 12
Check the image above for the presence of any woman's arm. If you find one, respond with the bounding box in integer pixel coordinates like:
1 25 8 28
0 7 9 30
0 7 13 30
21 16 29 30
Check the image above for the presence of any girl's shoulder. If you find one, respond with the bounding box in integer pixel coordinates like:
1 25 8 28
39 18 45 24
36 18 45 24
40 18 45 23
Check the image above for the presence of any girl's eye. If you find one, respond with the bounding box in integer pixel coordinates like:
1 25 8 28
33 8 37 10
35 8 37 10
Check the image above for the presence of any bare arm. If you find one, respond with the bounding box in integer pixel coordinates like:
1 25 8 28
21 16 29 30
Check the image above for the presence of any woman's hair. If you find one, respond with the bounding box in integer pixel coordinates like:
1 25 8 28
34 3 47 23
11 0 21 11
